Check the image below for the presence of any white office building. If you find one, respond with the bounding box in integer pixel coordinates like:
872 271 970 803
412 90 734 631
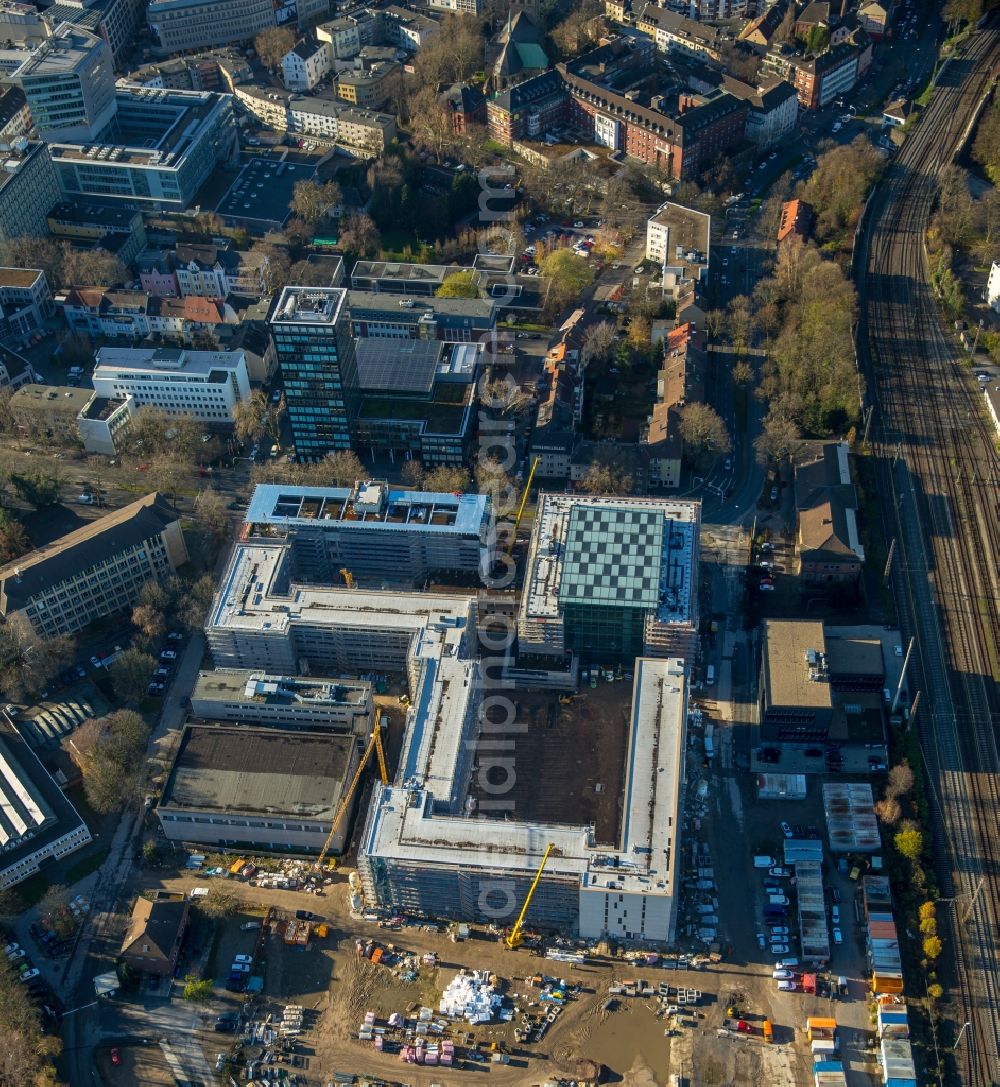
14 25 116 143
93 345 251 423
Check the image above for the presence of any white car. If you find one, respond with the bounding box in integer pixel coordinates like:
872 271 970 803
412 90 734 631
573 220 585 228
19 968 40 983
769 866 791 877
76 494 95 505
230 962 251 974
769 926 789 937
780 821 793 838
831 905 840 925
777 980 799 991
233 954 253 965
770 943 789 956
832 927 843 945
771 969 794 980
775 958 799 969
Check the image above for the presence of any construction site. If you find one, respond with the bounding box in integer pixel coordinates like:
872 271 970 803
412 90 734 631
466 683 632 847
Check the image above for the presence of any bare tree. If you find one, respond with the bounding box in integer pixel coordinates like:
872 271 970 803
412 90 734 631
0 616 74 699
424 466 471 492
132 603 166 641
754 412 802 466
193 488 231 540
110 649 157 705
401 460 425 488
580 453 633 495
581 322 617 369
79 709 150 814
290 179 343 225
254 26 296 71
678 402 732 457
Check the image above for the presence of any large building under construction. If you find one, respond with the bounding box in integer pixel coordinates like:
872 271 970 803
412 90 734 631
359 657 688 942
518 493 700 663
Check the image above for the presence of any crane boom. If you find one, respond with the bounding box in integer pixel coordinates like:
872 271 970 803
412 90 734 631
315 709 387 869
508 456 540 553
505 842 554 950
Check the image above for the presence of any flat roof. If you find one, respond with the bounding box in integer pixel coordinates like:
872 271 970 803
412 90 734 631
362 657 686 897
523 493 699 626
10 384 93 414
271 286 347 327
0 268 43 289
208 540 475 636
648 201 711 264
191 668 370 708
94 346 245 377
762 619 833 709
14 23 103 77
822 782 880 853
347 289 495 322
216 156 318 226
160 725 356 820
354 337 442 393
245 482 489 537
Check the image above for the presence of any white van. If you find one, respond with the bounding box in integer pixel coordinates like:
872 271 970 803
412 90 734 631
753 855 776 869
188 887 209 899
705 664 716 685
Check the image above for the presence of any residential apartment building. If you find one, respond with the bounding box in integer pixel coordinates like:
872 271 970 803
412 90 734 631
635 5 724 61
14 25 116 143
120 899 189 977
93 346 251 423
379 6 438 51
334 58 399 109
759 619 834 740
722 73 798 147
287 95 396 153
190 668 372 730
788 43 858 109
282 37 331 91
47 88 237 211
270 287 358 458
0 140 60 242
0 492 188 638
47 201 147 265
148 0 276 55
58 287 238 344
347 291 496 342
0 267 53 341
0 84 30 143
794 441 865 584
644 201 711 281
315 15 361 59
0 731 93 890
244 480 495 584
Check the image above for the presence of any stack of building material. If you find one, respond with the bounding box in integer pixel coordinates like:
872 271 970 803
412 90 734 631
438 969 502 1023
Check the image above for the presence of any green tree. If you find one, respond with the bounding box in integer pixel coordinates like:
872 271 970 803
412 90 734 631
182 974 214 1002
540 249 594 313
0 885 23 921
803 25 830 53
0 509 29 564
9 470 61 508
895 827 924 861
110 648 157 705
435 270 481 299
79 709 151 814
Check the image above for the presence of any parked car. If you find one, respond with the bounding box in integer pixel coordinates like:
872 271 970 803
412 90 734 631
780 821 793 838
832 927 843 945
160 649 177 661
770 943 789 956
295 909 314 920
233 954 253 965
769 866 791 877
76 494 95 505
769 926 789 937
777 979 799 991
771 969 794 980
166 631 184 642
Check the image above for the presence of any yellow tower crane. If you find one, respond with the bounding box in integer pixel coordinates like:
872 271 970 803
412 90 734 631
314 708 388 870
507 456 540 554
505 842 554 950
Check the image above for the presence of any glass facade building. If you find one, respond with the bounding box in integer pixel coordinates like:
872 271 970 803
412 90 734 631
269 287 358 459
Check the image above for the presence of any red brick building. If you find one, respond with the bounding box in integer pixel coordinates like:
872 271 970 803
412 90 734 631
438 82 486 134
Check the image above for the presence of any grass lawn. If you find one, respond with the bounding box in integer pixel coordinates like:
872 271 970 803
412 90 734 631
379 228 422 255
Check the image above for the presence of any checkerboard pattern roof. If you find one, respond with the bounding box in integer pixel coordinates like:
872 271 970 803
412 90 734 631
558 504 664 607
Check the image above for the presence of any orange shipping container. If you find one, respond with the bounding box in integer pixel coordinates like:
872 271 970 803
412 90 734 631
370 947 383 963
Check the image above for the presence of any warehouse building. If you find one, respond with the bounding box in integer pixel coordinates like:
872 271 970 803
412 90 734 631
244 480 494 586
156 725 362 854
205 539 476 675
518 493 700 663
190 669 372 731
359 656 687 942
0 729 92 889
0 492 188 637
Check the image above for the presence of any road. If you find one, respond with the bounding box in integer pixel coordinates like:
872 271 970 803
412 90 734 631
855 23 1000 1086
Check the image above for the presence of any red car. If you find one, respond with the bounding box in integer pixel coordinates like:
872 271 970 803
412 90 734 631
110 1049 121 1066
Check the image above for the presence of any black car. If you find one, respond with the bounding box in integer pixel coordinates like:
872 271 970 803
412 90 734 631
295 909 314 921
214 1016 239 1032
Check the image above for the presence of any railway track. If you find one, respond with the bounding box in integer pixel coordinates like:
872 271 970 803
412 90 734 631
856 26 1000 1087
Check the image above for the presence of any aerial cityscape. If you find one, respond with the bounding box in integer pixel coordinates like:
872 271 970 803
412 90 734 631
0 0 996 1082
